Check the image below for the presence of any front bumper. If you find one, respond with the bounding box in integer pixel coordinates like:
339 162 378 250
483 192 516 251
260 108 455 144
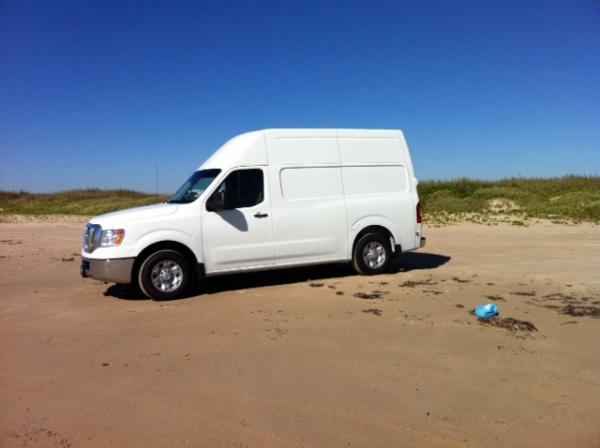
81 257 135 284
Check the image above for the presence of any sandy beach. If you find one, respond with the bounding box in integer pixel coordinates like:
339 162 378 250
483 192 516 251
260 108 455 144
1 220 599 447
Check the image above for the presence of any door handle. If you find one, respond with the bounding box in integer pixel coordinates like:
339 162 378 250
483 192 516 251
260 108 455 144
254 212 269 218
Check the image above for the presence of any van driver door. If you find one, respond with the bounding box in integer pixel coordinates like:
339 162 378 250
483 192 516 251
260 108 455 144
201 167 274 273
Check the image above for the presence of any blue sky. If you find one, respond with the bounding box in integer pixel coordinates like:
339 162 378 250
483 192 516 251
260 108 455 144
1 0 599 193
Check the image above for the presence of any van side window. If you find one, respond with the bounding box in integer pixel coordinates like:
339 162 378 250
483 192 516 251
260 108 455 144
214 169 264 209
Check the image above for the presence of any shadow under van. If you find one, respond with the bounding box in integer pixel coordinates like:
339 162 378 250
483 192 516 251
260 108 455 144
103 252 451 300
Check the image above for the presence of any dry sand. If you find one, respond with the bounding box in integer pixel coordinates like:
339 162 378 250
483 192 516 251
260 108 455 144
1 220 599 447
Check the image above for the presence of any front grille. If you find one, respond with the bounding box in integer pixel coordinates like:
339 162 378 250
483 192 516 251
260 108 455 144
83 224 102 253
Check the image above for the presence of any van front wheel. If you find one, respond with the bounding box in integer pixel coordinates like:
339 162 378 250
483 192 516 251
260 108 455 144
352 233 391 275
138 249 191 300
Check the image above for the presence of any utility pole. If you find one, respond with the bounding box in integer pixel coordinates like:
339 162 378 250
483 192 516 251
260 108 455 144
155 162 159 196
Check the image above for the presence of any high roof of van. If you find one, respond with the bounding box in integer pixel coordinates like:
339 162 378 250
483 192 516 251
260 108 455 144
198 129 409 170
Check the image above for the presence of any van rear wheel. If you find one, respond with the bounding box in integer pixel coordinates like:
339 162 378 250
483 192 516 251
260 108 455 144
352 232 391 275
138 249 191 300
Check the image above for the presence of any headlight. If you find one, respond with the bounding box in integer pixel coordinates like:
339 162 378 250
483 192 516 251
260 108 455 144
100 229 125 247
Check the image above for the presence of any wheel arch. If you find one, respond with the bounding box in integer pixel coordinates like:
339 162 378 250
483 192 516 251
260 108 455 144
351 225 399 257
131 241 202 284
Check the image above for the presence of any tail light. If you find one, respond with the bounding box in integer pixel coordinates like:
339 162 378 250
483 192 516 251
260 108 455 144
416 202 422 224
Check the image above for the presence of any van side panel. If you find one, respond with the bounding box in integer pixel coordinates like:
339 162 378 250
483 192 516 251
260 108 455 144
266 131 349 264
280 167 343 200
342 166 408 195
338 130 404 164
266 129 339 165
342 165 414 251
338 132 419 253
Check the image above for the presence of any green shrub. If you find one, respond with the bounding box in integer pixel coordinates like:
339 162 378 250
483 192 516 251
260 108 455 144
418 176 600 222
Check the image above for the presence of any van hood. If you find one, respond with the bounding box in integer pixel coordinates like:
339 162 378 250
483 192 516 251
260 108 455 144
90 203 179 228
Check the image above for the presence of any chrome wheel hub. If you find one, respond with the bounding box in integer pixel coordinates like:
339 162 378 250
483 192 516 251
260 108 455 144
362 242 386 269
151 260 183 292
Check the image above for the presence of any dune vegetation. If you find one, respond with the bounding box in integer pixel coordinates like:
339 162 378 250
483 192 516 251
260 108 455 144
0 189 169 218
0 176 599 223
418 176 600 224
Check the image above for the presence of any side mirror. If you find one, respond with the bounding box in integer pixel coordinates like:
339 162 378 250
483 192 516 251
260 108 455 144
206 190 225 212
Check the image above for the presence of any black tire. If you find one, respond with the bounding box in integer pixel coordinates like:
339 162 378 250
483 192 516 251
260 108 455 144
138 249 192 300
352 232 391 275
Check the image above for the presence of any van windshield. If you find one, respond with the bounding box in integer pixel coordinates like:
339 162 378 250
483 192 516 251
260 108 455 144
168 169 221 204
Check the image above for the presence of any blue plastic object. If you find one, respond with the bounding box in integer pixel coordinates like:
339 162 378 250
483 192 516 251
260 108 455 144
475 303 499 319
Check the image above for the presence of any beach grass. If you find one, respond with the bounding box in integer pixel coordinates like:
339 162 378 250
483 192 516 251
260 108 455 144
1 176 598 223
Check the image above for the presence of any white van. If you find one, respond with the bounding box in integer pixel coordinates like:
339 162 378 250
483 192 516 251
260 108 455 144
81 129 425 299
